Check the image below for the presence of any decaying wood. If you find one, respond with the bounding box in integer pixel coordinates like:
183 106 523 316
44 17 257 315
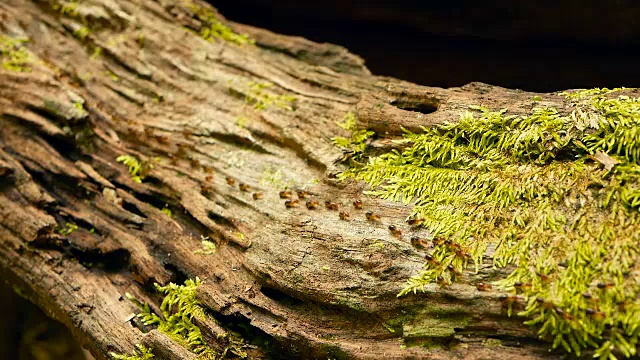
0 0 574 359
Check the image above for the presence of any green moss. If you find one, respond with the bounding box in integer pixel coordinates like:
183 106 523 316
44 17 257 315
0 35 32 72
368 239 385 250
43 98 88 121
53 0 81 17
51 0 94 36
127 278 247 359
185 0 254 45
332 112 374 164
73 26 90 40
116 155 154 183
259 167 294 189
58 222 78 235
483 338 503 347
111 344 154 360
337 88 640 359
194 236 216 255
12 285 27 299
105 70 119 81
245 81 295 111
235 116 248 128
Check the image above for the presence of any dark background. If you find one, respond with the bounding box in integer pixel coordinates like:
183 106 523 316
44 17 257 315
215 0 640 92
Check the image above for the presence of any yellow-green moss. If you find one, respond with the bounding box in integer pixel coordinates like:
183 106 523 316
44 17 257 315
185 0 254 45
116 155 154 183
0 35 32 72
245 81 295 111
127 278 247 359
111 344 154 360
194 236 216 255
332 111 374 164
160 206 172 217
52 0 81 17
57 222 78 235
338 88 640 359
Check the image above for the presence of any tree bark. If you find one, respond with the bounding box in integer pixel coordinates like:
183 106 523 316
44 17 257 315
0 0 575 359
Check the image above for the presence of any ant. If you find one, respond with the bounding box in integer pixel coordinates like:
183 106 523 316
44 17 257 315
388 225 402 238
176 144 190 158
324 201 339 211
169 154 179 166
306 200 319 210
407 217 424 226
596 282 614 290
424 253 440 266
432 237 446 247
239 183 250 192
155 134 170 144
475 282 492 291
436 276 451 287
190 158 201 169
447 264 462 277
536 272 551 282
203 166 214 174
201 184 215 197
279 191 292 199
410 236 430 249
585 308 606 319
499 295 525 307
365 211 380 222
205 175 214 183
285 199 299 208
353 200 363 209
535 297 556 309
513 282 532 293
252 192 263 200
226 177 236 186
554 307 574 320
297 190 309 199
339 211 350 220
446 241 472 260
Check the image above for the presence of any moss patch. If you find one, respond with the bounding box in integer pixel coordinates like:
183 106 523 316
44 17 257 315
0 35 32 72
127 278 247 359
184 0 253 45
338 88 640 358
244 81 296 111
332 111 375 164
111 344 154 360
116 155 154 183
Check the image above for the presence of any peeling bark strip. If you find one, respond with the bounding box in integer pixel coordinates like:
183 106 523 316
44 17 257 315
0 0 591 359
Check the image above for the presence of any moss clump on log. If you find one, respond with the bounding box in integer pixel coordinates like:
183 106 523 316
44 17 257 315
339 88 640 358
111 344 155 360
0 35 32 72
126 278 247 359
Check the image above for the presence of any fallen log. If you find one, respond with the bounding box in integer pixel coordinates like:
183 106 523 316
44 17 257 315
1 1 638 359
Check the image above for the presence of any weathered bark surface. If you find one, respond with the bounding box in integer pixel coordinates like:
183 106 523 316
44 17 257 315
0 1 576 359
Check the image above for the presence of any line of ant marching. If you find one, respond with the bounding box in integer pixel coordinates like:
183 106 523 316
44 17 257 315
221 175 479 287
138 121 519 305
